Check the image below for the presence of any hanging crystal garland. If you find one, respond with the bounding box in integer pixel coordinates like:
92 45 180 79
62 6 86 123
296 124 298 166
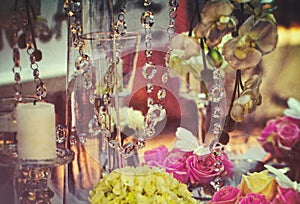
24 0 47 100
12 38 22 101
141 0 167 140
63 0 94 145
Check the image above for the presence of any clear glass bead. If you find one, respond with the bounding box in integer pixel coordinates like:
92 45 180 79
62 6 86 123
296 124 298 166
146 83 154 94
75 54 90 74
148 104 166 122
162 72 168 83
78 133 87 144
136 139 146 149
213 69 221 80
214 161 224 172
115 20 127 35
147 97 154 107
142 63 157 79
213 123 222 135
69 135 77 145
213 106 223 118
88 117 101 136
36 83 47 98
210 84 224 103
144 0 152 6
73 38 85 50
56 125 66 143
169 0 179 7
141 11 155 29
144 127 155 138
157 88 166 100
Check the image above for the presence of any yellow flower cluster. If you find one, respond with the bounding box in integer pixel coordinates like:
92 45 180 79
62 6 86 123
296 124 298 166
88 166 198 204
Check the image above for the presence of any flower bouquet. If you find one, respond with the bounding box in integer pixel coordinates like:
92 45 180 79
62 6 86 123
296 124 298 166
88 166 198 203
144 128 234 199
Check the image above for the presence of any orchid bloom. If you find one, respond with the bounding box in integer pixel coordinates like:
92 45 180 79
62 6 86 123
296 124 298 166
193 0 237 47
222 15 278 70
230 74 262 122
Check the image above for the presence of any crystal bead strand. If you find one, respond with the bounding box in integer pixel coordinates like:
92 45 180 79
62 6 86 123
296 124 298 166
141 0 166 140
24 0 47 100
12 34 22 101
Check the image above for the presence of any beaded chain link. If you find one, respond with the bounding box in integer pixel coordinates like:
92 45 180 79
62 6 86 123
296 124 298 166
141 0 167 140
12 46 22 101
24 0 47 100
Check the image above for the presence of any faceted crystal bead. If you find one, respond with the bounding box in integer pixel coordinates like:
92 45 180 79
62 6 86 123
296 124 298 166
56 125 66 143
142 63 157 79
169 0 179 7
157 88 166 100
147 97 154 107
36 83 47 98
70 21 82 34
213 122 222 135
136 139 146 149
210 176 224 191
121 142 136 158
210 84 224 103
14 73 21 82
162 72 168 83
144 127 155 138
115 20 127 35
213 106 223 118
78 133 87 144
88 117 101 136
75 54 90 74
69 135 77 145
141 11 155 29
33 68 39 78
213 69 221 80
73 38 85 50
148 104 166 122
214 161 224 172
146 83 154 94
144 0 152 6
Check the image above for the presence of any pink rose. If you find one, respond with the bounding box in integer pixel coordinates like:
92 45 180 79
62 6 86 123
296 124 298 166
209 186 240 204
186 153 233 186
258 116 300 159
163 148 189 184
186 154 219 186
277 117 300 149
144 145 169 167
239 193 271 204
272 186 300 204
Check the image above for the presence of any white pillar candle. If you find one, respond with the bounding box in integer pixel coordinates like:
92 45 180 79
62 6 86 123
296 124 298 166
16 102 57 160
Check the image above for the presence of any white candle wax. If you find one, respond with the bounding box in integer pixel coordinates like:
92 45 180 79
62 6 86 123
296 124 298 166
16 102 57 160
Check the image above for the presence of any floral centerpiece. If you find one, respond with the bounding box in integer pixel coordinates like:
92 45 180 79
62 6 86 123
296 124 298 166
88 166 198 203
144 128 234 197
